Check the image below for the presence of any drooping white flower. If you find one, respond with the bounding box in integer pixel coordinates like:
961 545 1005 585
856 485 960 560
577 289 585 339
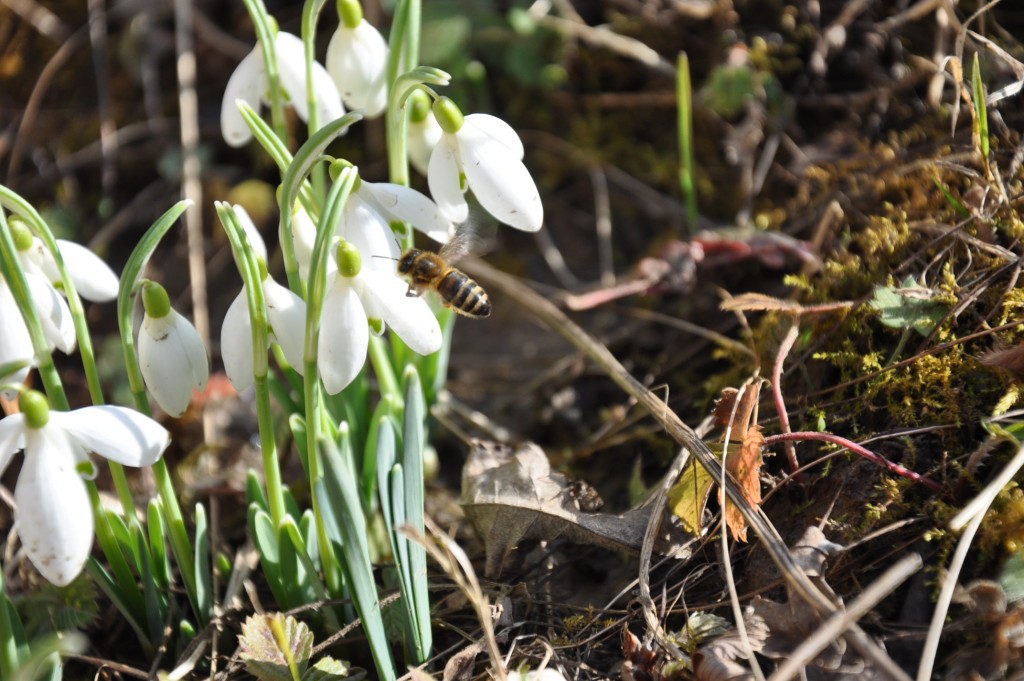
221 273 307 391
326 0 389 117
427 97 543 231
138 281 209 417
407 90 443 176
18 234 119 304
0 270 75 379
0 391 170 586
318 239 441 394
221 30 345 148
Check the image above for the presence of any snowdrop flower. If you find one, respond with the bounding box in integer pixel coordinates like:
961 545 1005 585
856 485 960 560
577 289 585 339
318 239 441 394
16 225 120 303
326 0 388 117
427 96 543 231
221 264 307 391
221 30 345 147
0 390 170 585
0 221 77 387
407 90 443 176
138 281 209 417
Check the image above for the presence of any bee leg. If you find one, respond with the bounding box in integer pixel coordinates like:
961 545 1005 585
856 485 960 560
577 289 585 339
405 284 421 298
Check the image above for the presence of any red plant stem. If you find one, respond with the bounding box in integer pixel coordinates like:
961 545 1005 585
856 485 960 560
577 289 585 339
763 431 942 491
773 320 801 473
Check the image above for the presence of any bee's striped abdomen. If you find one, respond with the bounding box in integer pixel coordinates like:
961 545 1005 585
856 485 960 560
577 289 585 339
438 270 492 318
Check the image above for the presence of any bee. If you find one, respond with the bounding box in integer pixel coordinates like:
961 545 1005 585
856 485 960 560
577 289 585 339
397 229 491 318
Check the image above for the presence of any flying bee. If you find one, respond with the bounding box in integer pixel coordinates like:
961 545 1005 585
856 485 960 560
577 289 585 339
397 228 491 318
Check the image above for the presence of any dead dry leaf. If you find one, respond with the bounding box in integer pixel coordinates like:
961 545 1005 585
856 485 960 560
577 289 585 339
720 292 804 313
724 428 764 542
671 385 764 539
461 440 693 576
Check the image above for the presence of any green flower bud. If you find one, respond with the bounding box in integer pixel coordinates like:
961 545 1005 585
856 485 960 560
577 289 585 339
141 280 172 319
408 89 432 123
432 96 464 134
9 218 33 252
337 0 363 29
21 389 50 429
335 240 362 278
328 159 358 188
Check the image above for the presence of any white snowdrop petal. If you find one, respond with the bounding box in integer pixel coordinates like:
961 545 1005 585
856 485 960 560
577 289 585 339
291 207 317 283
275 32 345 130
16 428 94 586
408 113 443 176
361 271 442 355
221 48 264 147
326 22 388 116
139 314 191 417
221 290 255 392
263 278 307 373
55 239 119 302
53 406 170 467
27 272 76 353
0 279 35 378
318 280 368 394
464 113 525 159
233 205 267 261
139 312 207 417
362 182 455 244
0 413 26 478
342 197 401 273
178 311 210 393
459 126 543 231
428 136 469 224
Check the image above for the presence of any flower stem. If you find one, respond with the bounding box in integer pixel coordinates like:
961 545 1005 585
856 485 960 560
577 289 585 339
241 0 288 144
302 165 358 594
217 202 287 527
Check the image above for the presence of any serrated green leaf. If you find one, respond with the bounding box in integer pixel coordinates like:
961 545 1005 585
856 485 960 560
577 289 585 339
869 276 946 336
238 613 313 681
301 657 360 681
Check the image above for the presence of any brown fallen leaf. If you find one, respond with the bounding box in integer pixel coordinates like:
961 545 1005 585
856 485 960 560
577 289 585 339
748 527 899 678
670 384 765 541
461 440 693 577
724 427 764 543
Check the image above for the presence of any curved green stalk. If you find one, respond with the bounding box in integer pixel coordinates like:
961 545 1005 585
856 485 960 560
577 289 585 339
217 202 286 528
115 200 208 623
302 165 358 594
301 0 330 202
0 198 67 410
280 112 363 294
240 0 287 143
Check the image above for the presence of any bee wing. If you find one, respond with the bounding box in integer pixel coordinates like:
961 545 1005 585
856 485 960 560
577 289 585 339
438 223 481 263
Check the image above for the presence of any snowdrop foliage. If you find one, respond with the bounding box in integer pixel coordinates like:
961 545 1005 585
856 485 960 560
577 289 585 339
138 281 210 417
427 97 543 232
0 391 170 585
326 0 389 117
221 30 344 147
